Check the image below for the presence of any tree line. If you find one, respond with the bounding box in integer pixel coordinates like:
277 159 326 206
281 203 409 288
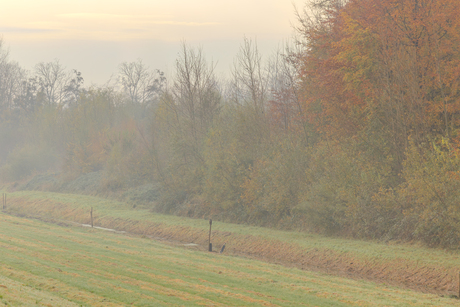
2 0 460 248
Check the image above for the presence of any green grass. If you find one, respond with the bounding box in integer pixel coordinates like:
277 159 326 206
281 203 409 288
0 212 455 306
0 274 78 306
3 190 460 297
6 190 460 267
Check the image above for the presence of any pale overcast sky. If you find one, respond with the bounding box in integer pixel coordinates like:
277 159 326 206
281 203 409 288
0 0 306 84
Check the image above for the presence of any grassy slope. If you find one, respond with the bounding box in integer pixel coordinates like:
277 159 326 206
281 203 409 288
2 190 460 296
0 212 455 306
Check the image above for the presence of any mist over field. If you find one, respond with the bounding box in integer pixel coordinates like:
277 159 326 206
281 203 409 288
2 0 460 250
4 1 460 305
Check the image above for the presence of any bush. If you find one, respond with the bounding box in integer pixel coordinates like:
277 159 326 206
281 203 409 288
393 138 460 247
121 183 160 208
20 173 60 191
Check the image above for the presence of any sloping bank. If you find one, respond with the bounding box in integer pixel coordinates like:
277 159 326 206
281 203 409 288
3 190 460 298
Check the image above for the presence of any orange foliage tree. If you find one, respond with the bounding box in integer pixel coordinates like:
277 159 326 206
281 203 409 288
288 0 460 238
299 0 460 140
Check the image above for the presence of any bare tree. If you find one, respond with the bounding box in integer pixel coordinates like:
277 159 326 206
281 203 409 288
35 60 82 106
266 42 309 137
0 39 27 110
230 37 268 115
153 43 222 205
0 62 26 110
118 59 165 106
227 37 271 150
170 42 221 142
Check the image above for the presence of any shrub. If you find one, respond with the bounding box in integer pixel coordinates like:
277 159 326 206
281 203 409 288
394 138 460 247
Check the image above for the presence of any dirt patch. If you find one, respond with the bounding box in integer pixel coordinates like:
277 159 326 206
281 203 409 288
4 195 460 298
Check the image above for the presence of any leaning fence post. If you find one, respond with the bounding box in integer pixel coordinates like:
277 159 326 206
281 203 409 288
90 207 93 228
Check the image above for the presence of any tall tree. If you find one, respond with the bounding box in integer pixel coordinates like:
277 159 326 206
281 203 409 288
154 43 222 212
118 59 165 106
0 39 27 111
35 60 83 106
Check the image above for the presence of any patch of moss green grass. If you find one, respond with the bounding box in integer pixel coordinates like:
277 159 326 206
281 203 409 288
0 212 454 306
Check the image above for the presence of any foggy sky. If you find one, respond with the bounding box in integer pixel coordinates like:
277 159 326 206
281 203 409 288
1 0 305 84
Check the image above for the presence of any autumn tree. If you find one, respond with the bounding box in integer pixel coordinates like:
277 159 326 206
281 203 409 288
291 0 460 238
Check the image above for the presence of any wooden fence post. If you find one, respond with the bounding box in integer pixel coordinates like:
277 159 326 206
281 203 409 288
208 219 212 252
90 207 93 228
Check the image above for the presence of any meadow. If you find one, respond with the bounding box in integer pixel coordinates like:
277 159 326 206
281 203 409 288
3 191 460 294
0 210 456 306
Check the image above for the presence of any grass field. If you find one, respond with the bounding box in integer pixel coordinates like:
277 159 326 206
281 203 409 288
2 190 460 304
4 191 460 294
0 212 456 306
